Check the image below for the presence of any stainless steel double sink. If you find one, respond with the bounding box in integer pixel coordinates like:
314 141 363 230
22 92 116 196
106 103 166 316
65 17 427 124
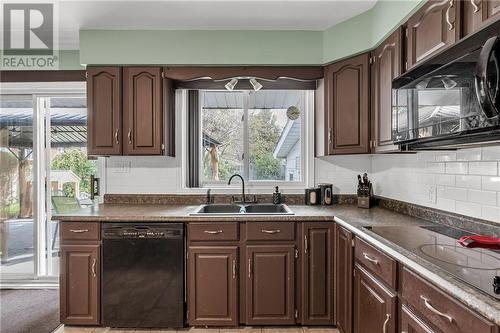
190 203 294 215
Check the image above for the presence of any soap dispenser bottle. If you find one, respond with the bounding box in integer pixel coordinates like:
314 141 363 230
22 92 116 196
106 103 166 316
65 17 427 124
273 186 282 205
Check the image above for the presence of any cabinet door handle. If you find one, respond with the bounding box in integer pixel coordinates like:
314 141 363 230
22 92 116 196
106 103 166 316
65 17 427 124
204 230 223 234
420 295 453 323
328 128 333 145
248 258 252 278
304 235 308 254
471 0 480 13
445 0 455 30
261 229 280 234
91 258 97 278
127 128 132 144
232 259 236 279
382 313 391 333
70 229 88 233
362 252 379 265
115 128 119 144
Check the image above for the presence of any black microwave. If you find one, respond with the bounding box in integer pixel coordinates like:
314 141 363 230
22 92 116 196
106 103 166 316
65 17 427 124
392 20 500 150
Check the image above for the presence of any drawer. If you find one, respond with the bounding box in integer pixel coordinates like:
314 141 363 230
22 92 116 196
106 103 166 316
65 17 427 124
246 222 295 241
355 237 397 289
188 223 239 241
61 222 100 241
401 267 497 333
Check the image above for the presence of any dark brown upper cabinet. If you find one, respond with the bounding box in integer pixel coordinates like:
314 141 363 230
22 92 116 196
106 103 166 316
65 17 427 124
123 67 163 155
245 245 296 325
335 226 354 333
371 28 402 153
463 0 500 36
60 243 100 325
353 264 397 333
301 223 335 325
324 53 370 155
87 67 122 156
187 246 239 326
406 0 461 70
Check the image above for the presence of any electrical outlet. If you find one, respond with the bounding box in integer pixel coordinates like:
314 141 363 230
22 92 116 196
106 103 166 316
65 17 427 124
428 185 437 204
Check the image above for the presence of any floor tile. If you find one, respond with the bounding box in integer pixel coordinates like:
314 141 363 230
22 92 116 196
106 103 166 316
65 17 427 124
302 328 339 333
220 327 262 333
262 328 303 333
63 326 97 333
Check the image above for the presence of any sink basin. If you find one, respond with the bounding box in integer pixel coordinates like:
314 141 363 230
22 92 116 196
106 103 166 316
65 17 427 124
190 203 294 215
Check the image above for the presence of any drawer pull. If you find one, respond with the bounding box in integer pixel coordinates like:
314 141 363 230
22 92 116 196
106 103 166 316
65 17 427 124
248 258 252 278
261 229 280 234
471 0 480 13
91 258 97 278
420 295 453 323
203 230 223 234
362 252 379 265
382 313 390 333
445 0 455 31
232 259 236 279
70 229 89 233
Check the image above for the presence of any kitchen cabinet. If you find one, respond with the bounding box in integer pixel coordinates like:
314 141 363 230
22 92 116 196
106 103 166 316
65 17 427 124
406 0 460 70
60 243 100 325
123 67 163 155
86 67 122 156
463 0 500 36
353 264 396 333
324 53 370 155
301 223 335 325
246 245 296 325
86 66 174 157
187 246 239 326
371 28 402 153
335 226 354 333
401 305 436 333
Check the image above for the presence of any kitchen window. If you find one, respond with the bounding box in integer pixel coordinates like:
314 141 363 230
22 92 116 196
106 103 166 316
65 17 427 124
188 89 313 188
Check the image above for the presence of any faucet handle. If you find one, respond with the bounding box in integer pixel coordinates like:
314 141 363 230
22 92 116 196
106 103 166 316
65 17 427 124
206 189 214 204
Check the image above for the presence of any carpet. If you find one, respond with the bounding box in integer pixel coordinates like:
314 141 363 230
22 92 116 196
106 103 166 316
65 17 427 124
0 289 60 333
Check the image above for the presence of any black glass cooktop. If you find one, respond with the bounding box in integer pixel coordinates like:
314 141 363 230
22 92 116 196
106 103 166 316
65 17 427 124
367 225 500 299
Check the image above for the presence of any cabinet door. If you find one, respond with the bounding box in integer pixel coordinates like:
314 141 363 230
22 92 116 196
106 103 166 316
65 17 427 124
353 264 396 333
187 246 238 326
463 0 500 36
406 0 460 69
123 67 163 155
335 226 354 333
371 28 402 153
246 245 295 325
87 67 122 156
60 243 100 325
324 53 370 155
401 305 436 333
301 223 334 325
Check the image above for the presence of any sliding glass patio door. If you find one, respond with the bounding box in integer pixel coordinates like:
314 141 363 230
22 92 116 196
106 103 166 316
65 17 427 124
1 84 100 284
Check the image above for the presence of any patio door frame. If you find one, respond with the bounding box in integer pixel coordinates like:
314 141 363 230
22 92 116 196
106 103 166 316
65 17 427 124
1 82 104 287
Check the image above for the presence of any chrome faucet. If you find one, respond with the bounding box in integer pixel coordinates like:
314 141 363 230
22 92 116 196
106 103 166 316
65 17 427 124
228 174 246 203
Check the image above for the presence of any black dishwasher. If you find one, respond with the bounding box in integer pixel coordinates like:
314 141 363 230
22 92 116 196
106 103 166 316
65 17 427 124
102 223 184 328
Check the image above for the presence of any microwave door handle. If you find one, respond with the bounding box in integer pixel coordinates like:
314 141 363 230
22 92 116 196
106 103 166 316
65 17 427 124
475 36 500 118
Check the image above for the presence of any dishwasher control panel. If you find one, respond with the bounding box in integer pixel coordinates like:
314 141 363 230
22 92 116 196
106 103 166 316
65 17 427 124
103 223 183 239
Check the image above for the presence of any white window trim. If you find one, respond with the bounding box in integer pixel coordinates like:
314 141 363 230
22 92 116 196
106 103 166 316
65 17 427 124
181 89 315 194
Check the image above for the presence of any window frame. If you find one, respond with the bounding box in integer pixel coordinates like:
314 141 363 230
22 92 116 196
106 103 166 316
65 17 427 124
195 89 314 191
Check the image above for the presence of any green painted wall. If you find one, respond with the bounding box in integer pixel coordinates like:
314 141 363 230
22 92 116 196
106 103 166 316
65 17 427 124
79 30 323 65
58 50 84 70
322 0 425 64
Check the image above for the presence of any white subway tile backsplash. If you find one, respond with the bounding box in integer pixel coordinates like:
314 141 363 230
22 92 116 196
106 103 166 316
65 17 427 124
455 201 482 218
435 152 456 162
436 198 455 211
456 148 482 161
455 175 481 189
445 162 468 174
482 176 500 191
482 146 500 160
468 161 497 175
435 174 455 186
441 187 467 201
467 189 497 206
426 162 445 173
482 205 500 222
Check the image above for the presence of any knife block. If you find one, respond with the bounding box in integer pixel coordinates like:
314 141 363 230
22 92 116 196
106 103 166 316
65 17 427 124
357 196 371 209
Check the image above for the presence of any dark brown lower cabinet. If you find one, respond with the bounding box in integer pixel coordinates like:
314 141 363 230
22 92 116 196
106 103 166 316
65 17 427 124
246 245 295 325
401 305 436 333
301 223 335 325
353 264 396 333
60 243 100 325
187 246 238 326
335 226 354 333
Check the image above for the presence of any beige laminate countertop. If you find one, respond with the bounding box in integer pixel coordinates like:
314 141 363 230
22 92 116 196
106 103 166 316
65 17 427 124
53 203 500 325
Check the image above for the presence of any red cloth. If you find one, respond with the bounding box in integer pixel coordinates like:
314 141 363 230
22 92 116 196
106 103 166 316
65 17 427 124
458 235 500 249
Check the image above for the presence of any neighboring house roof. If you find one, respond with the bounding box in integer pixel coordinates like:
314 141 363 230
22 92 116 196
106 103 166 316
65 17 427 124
273 119 300 158
203 132 221 148
203 90 301 109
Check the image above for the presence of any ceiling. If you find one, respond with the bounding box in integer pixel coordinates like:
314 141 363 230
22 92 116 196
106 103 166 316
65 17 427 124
53 0 377 49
